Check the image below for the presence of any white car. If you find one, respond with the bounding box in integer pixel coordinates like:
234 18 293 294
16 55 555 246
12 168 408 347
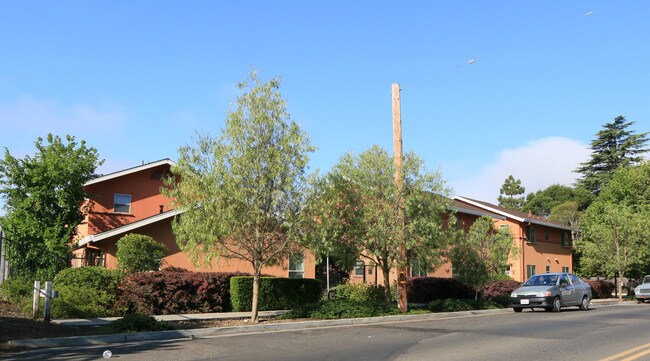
635 275 650 303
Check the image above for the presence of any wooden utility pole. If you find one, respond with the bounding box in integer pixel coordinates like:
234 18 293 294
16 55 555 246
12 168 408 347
392 83 408 313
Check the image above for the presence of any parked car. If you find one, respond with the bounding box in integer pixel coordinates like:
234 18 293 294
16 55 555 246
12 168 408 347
509 272 592 312
634 275 650 303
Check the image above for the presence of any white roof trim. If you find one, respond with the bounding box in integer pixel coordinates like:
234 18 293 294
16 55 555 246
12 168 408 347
453 196 578 232
448 206 506 220
85 159 175 186
76 209 182 247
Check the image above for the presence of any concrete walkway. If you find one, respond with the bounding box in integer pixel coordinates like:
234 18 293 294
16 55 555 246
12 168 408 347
8 298 630 350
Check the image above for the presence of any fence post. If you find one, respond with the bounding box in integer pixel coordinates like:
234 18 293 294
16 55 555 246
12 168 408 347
32 281 41 319
43 281 53 322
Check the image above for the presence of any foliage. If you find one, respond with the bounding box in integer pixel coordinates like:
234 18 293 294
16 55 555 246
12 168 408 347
449 216 516 297
98 313 173 334
303 299 400 319
162 70 314 322
116 233 167 274
586 280 616 299
317 145 453 302
332 282 385 303
523 184 593 218
497 175 525 210
480 279 520 299
576 116 649 194
0 276 34 314
406 277 473 303
0 134 103 279
488 295 510 307
230 276 322 312
117 271 238 315
425 298 502 312
52 267 124 318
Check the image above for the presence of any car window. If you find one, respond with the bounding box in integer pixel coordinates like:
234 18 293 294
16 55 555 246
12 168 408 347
560 274 570 286
643 276 650 284
569 274 581 285
523 275 558 286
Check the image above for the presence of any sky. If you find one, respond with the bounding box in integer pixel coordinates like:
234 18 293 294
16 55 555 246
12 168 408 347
1 0 648 205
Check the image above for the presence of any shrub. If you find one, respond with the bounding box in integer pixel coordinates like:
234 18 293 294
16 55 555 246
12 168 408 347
117 271 240 315
306 299 400 319
587 280 615 299
407 277 473 303
481 279 520 299
427 299 474 312
489 295 510 307
52 267 124 318
0 276 34 315
98 313 173 334
333 283 385 303
116 234 167 274
231 277 323 312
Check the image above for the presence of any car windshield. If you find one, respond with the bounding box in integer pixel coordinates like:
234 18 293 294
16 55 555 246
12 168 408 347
643 276 650 284
523 275 558 287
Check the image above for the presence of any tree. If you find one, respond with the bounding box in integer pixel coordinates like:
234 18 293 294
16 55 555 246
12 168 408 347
0 134 103 280
450 216 515 299
163 70 314 323
523 184 593 218
116 234 167 274
497 175 525 210
576 116 649 195
316 145 452 302
577 162 650 300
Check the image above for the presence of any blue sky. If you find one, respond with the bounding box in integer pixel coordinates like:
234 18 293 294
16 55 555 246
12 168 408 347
1 0 648 204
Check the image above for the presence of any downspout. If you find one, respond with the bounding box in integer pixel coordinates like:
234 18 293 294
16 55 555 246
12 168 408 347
521 225 525 281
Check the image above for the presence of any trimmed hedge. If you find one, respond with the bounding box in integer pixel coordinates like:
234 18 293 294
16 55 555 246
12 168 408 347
587 280 615 299
52 267 124 318
117 271 242 315
406 277 474 303
427 298 503 312
333 283 385 303
481 279 521 299
231 277 323 312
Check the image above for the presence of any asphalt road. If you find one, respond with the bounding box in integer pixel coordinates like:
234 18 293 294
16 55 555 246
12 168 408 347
9 303 650 361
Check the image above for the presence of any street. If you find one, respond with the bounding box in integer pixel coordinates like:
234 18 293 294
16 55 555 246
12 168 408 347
9 303 650 361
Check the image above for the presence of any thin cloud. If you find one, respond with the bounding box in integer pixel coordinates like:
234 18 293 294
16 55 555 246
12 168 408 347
452 137 590 203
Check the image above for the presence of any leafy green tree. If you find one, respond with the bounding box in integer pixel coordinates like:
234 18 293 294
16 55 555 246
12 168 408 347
319 145 452 302
497 175 525 210
0 134 103 279
523 184 593 217
450 216 515 299
576 116 649 194
163 70 314 323
116 234 167 274
577 162 650 300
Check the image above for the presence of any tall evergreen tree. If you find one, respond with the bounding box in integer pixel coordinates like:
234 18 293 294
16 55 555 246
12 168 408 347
576 116 649 194
497 175 525 210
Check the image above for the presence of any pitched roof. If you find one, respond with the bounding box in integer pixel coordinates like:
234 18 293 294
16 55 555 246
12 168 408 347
453 196 578 231
84 159 175 186
449 199 506 220
76 209 182 247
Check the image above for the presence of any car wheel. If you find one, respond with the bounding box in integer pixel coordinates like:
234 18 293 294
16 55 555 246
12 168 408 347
552 297 562 312
513 308 522 313
638 298 645 304
579 296 589 311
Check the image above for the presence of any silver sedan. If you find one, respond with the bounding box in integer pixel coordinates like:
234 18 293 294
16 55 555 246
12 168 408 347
509 272 592 312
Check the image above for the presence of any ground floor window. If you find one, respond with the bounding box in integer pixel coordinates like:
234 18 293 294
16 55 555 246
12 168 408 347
288 253 305 278
411 258 429 277
527 265 536 279
562 266 570 273
546 265 551 273
354 260 365 276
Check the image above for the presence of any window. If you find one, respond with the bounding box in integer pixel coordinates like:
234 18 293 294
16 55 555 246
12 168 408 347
570 274 582 285
526 265 536 279
451 263 458 279
411 258 429 277
525 225 536 243
562 266 570 273
114 194 131 213
546 265 550 273
354 260 365 276
561 232 570 247
545 230 550 241
288 253 305 278
504 265 511 277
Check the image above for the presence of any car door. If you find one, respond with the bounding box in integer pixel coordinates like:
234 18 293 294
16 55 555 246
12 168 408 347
569 274 588 301
559 274 578 305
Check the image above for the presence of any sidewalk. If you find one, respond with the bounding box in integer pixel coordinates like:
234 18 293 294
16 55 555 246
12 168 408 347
10 298 629 349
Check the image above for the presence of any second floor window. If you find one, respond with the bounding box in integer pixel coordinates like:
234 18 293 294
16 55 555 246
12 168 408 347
525 225 536 243
114 194 131 213
561 232 570 247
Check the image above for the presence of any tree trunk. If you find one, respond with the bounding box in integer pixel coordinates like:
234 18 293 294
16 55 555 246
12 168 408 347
380 258 392 303
251 268 261 323
618 270 624 302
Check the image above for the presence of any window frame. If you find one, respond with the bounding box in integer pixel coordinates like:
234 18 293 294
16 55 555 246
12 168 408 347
561 231 570 248
525 225 536 243
113 193 132 214
526 264 536 279
288 253 305 278
354 260 365 277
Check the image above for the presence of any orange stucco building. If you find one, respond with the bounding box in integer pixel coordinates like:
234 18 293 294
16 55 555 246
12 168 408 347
349 196 576 284
72 159 316 279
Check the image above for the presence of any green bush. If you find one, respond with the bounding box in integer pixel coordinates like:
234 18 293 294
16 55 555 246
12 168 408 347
333 283 386 303
0 276 35 315
98 313 173 334
116 234 167 274
303 299 400 319
52 267 124 318
426 298 504 312
489 295 510 308
231 277 323 312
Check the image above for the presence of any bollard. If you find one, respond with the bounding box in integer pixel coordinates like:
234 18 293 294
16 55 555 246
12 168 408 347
43 281 53 322
32 281 41 319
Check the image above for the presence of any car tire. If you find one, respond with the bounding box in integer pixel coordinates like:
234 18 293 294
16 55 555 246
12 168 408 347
552 297 562 312
638 298 645 304
579 296 589 311
513 308 522 313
